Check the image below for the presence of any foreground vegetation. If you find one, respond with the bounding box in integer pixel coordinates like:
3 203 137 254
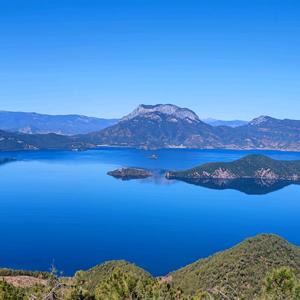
0 234 299 299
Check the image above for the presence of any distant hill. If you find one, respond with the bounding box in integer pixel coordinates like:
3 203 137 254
0 111 118 135
0 129 85 151
166 154 300 181
202 118 248 127
1 234 299 299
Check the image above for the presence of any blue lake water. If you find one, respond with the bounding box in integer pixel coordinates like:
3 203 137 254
0 148 300 276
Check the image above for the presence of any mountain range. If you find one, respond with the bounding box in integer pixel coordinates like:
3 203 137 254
82 104 300 151
201 118 248 127
1 104 300 151
0 111 118 135
0 110 246 135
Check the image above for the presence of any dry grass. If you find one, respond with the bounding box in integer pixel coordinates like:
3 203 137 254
1 275 47 288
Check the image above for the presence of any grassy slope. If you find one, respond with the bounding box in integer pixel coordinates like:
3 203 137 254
170 234 300 299
169 155 300 178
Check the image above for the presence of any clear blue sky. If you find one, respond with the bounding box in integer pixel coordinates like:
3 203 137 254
0 0 299 120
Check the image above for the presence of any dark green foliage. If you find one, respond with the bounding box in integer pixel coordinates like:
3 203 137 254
0 280 24 300
170 234 300 299
24 284 50 300
94 268 185 300
258 267 300 300
64 286 95 300
74 260 152 293
94 268 150 300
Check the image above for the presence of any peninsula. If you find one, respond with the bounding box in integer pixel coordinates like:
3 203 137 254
166 155 300 181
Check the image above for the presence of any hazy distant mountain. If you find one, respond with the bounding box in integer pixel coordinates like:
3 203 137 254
202 118 248 127
0 111 118 135
83 104 300 151
0 129 85 151
219 115 300 151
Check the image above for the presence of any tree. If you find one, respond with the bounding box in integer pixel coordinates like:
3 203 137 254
94 268 142 300
258 267 300 300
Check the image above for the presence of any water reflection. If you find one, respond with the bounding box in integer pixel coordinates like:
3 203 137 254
171 178 300 195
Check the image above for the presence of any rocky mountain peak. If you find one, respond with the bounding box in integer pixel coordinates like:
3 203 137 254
249 115 273 126
121 104 200 123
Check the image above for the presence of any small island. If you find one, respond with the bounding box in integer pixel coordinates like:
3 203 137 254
107 167 152 180
166 155 300 181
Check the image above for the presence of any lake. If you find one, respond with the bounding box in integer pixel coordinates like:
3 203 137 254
0 148 300 276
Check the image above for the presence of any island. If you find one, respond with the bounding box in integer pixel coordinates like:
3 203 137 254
166 154 300 181
107 167 152 180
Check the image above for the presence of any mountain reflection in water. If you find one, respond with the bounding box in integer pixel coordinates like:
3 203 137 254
172 178 300 195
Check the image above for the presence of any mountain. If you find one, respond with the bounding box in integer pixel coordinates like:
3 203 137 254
202 118 248 127
170 234 300 299
83 104 223 149
0 130 86 151
0 111 118 135
1 234 299 299
166 154 300 181
220 115 300 151
2 105 300 152
83 105 300 151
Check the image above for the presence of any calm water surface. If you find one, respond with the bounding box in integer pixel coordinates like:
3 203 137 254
0 148 299 276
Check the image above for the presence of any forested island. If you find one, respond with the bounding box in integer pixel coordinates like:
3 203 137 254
107 168 152 180
166 155 300 181
0 234 299 299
